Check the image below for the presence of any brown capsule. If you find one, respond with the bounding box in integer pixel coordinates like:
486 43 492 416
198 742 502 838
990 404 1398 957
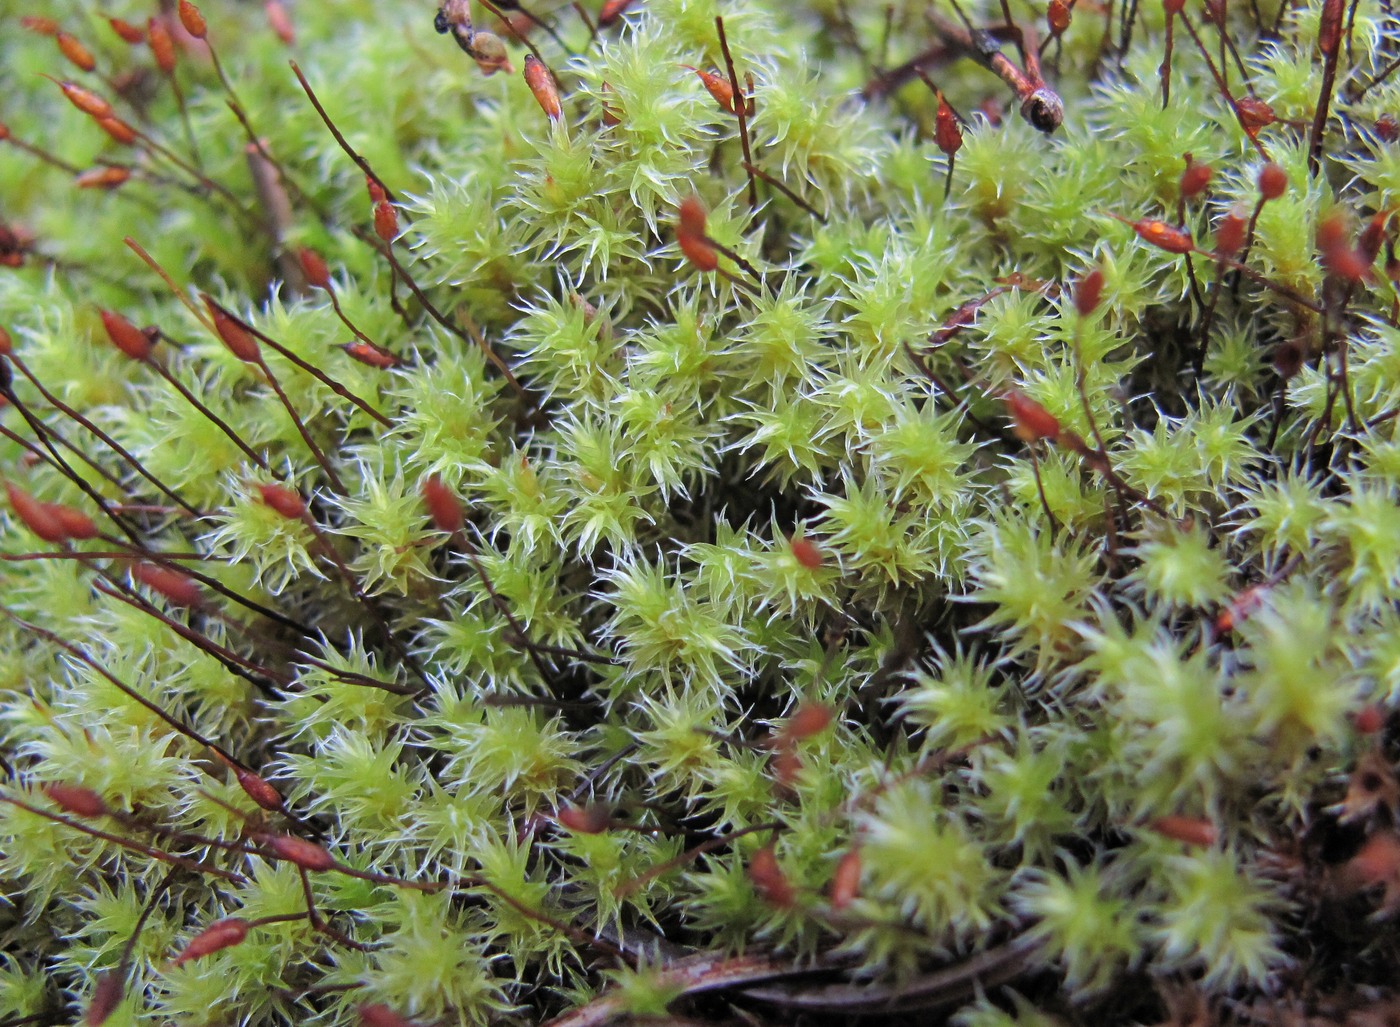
265 1 296 44
784 703 834 741
235 766 287 812
1004 391 1062 444
107 17 146 44
6 482 69 543
790 536 823 569
21 16 59 36
171 918 248 967
1339 749 1399 825
1214 583 1267 634
934 92 962 157
85 971 124 1027
1272 339 1304 380
43 782 108 818
1378 114 1400 143
1236 96 1276 139
1355 705 1386 735
830 848 861 909
1178 156 1212 200
468 31 513 76
257 483 307 520
132 562 203 608
523 55 562 122
96 117 138 145
599 81 622 126
100 309 155 361
1047 0 1071 34
342 340 402 369
205 299 261 363
298 247 331 290
177 0 208 39
265 834 336 871
0 324 11 355
47 503 98 540
372 200 399 243
75 166 131 190
748 846 795 907
57 32 97 73
1358 210 1392 266
1257 162 1287 201
1318 0 1343 56
147 18 177 75
1074 267 1105 317
1132 218 1194 254
556 804 612 834
422 476 464 533
1147 815 1217 847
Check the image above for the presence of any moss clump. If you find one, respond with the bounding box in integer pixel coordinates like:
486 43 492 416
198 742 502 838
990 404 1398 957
2 0 1399 1024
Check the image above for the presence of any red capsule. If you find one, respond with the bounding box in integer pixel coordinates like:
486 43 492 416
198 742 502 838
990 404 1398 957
1074 267 1105 317
372 200 398 243
47 503 98 540
677 195 708 239
6 482 68 543
21 16 59 36
365 175 388 205
265 1 296 44
53 79 113 119
1178 156 1212 200
830 848 861 910
298 247 331 290
556 804 611 834
359 1004 414 1027
748 846 795 907
171 918 248 966
342 340 402 369
100 309 155 361
1148 815 1217 847
0 324 10 354
1004 391 1062 444
1214 207 1248 258
1047 0 1071 33
177 0 208 39
147 18 177 75
1378 114 1400 143
790 536 823 569
43 782 108 818
678 234 718 272
204 299 261 363
1358 210 1392 265
1355 705 1386 735
422 477 463 533
784 703 833 741
107 17 146 44
934 93 962 157
132 562 204 608
257 483 307 520
75 166 131 190
598 0 639 25
1257 162 1287 201
265 834 336 871
57 32 97 73
523 55 562 122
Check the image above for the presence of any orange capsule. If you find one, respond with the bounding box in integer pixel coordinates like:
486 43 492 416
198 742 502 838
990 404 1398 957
790 536 823 569
678 233 719 272
748 846 795 907
523 55 562 122
107 16 146 44
6 482 69 543
100 309 154 361
47 503 98 540
677 195 708 240
556 804 611 834
342 340 402 369
1213 583 1266 634
422 477 463 533
1147 815 1217 847
598 0 638 24
265 0 296 44
57 32 97 73
1132 218 1194 254
43 782 108 818
830 848 861 909
1047 0 1071 33
372 199 398 243
1257 162 1287 201
171 918 248 966
298 247 331 290
1214 207 1248 258
147 18 177 74
53 79 113 119
257 483 307 520
784 703 833 741
177 0 208 39
234 766 287 812
75 166 131 190
132 562 203 608
204 299 261 363
265 834 336 871
21 16 59 36
934 93 962 157
1004 391 1061 444
684 65 736 113
96 117 138 145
